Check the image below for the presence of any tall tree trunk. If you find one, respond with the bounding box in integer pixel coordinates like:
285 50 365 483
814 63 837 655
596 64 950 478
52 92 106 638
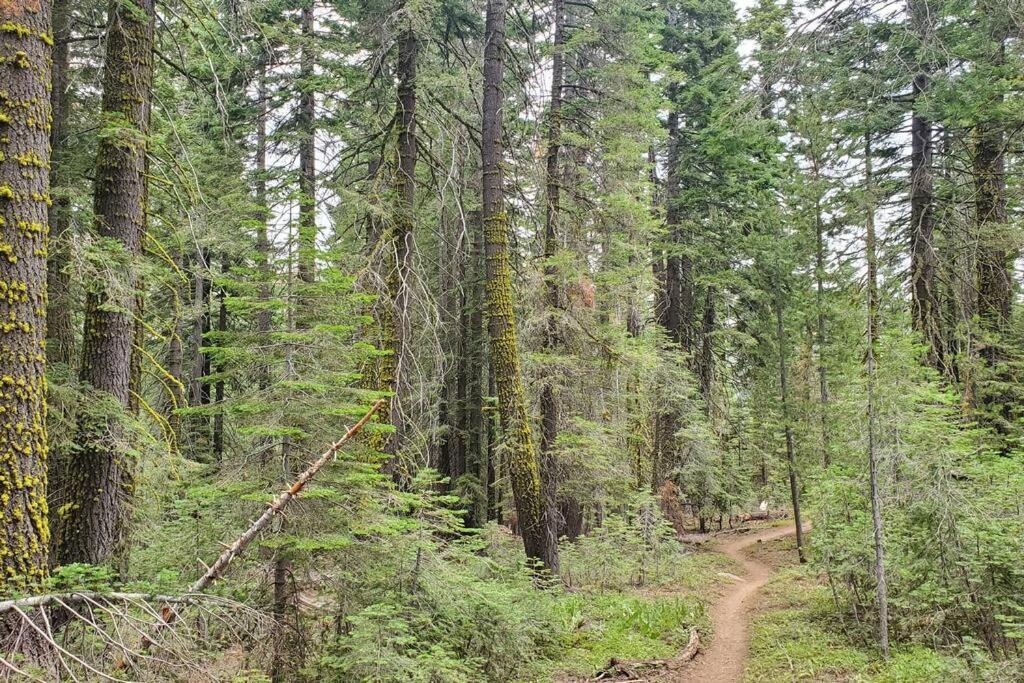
865 133 890 659
296 2 316 297
273 7 317 673
908 0 942 371
167 251 185 447
213 259 228 463
46 0 75 366
481 0 557 572
189 250 212 449
0 0 53 590
255 66 271 393
57 0 154 566
812 168 830 468
775 288 805 563
466 211 487 526
697 287 716 409
539 0 565 555
662 101 692 351
385 22 417 469
652 100 685 493
974 116 1009 349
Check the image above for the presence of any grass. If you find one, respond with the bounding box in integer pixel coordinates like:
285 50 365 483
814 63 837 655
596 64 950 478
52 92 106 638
551 592 704 675
532 546 725 681
745 566 979 683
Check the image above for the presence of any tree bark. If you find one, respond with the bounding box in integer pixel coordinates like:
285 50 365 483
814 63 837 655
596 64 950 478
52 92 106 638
481 0 557 572
384 21 417 467
908 0 942 371
0 0 53 590
57 0 154 566
255 66 271 392
865 133 890 659
46 0 75 366
539 0 566 556
296 2 316 296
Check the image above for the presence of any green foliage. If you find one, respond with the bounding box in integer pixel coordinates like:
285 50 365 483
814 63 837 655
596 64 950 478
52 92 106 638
560 505 728 591
554 593 699 675
747 567 975 683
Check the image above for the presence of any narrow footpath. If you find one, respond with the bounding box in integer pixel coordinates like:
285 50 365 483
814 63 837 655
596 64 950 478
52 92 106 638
669 523 803 683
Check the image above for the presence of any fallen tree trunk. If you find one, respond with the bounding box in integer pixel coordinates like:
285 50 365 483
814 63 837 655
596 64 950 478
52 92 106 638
133 398 387 651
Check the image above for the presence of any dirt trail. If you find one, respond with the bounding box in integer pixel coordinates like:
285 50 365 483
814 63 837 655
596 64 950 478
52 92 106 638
669 524 802 683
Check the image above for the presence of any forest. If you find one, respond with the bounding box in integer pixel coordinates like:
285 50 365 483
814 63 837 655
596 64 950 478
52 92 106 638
0 0 1021 680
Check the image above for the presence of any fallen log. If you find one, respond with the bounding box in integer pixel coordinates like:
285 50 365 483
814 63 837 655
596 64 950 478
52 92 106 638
592 628 700 680
0 592 196 614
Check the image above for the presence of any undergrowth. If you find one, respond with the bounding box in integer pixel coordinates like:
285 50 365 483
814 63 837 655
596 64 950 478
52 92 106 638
745 565 1020 682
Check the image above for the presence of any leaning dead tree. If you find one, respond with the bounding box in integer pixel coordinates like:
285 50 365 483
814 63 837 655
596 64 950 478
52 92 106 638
187 398 387 594
0 399 386 680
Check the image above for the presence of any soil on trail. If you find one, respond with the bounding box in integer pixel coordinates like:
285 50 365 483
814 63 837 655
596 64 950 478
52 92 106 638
667 523 803 683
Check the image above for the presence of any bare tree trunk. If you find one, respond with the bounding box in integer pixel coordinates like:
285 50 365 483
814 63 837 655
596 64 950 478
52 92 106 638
296 3 316 295
540 0 566 555
908 0 942 371
256 66 272 392
775 288 805 563
865 133 890 660
0 0 53 590
46 0 75 366
481 0 558 573
57 0 154 567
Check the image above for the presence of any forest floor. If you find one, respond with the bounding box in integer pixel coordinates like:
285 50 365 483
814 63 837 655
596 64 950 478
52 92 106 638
664 521 804 683
553 519 998 683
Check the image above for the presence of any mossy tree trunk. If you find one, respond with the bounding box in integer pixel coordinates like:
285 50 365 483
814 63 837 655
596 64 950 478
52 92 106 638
0 0 53 590
482 0 557 573
56 0 154 567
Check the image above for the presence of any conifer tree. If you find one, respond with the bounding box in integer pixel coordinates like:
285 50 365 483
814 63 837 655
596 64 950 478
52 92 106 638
0 0 52 590
481 0 557 572
56 0 155 566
